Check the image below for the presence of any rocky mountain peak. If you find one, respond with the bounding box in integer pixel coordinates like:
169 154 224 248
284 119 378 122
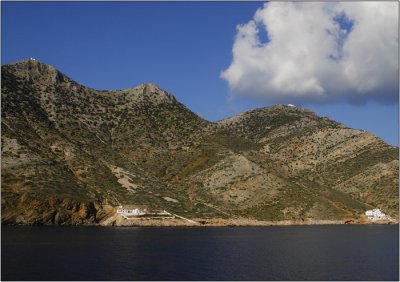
142 83 161 93
6 58 56 74
2 61 178 104
2 58 70 86
132 82 177 103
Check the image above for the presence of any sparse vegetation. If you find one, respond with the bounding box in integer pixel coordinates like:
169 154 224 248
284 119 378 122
1 59 398 225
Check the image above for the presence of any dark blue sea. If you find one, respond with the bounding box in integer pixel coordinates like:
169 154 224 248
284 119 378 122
1 225 398 281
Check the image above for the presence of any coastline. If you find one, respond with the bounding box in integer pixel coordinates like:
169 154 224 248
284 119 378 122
3 220 397 227
3 212 398 227
97 215 398 227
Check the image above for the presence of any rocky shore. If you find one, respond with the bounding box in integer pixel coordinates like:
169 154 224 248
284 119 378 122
96 214 397 227
2 196 397 227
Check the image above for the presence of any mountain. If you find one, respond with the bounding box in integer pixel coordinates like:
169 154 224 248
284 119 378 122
1 59 398 225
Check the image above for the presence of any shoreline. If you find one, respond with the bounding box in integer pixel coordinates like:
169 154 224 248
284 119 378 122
99 214 398 227
3 221 398 227
5 218 397 227
103 219 398 227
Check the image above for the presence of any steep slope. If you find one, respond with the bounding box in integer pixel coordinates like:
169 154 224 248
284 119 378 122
216 105 399 219
1 59 214 224
1 59 398 225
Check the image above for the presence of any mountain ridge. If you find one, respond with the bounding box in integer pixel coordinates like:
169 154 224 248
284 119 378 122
4 58 395 139
1 59 398 225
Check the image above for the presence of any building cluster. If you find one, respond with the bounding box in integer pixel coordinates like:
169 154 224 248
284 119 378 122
365 209 391 221
116 206 146 216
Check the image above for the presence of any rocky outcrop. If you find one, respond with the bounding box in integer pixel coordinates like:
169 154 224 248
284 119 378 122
1 194 114 225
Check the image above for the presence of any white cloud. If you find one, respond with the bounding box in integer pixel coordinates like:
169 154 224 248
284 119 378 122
221 2 398 104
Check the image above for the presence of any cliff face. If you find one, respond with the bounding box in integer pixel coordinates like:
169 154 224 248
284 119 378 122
1 59 398 225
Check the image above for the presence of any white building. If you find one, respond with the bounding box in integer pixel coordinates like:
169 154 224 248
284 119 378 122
287 104 296 107
116 207 145 216
365 209 391 221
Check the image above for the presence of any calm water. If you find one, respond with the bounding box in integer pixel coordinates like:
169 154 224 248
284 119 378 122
2 225 398 281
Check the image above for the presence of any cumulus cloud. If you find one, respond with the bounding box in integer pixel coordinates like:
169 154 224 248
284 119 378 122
221 2 398 104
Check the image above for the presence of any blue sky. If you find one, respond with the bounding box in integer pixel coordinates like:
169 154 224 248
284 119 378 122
2 2 398 146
